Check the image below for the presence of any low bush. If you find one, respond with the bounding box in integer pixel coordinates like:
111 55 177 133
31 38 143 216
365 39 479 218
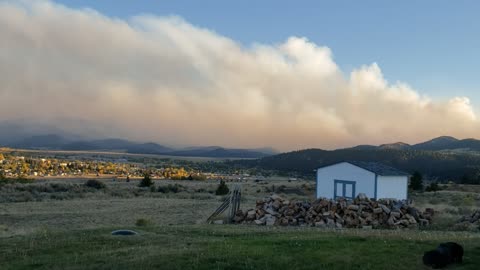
462 196 475 206
135 218 153 227
85 179 106 190
0 182 98 203
49 183 72 192
0 177 34 186
157 184 184 193
427 197 442 205
425 182 441 192
215 180 229 195
49 193 75 200
139 174 153 187
13 183 73 193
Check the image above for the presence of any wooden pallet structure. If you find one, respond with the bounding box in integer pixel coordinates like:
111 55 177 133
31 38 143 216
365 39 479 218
207 184 241 223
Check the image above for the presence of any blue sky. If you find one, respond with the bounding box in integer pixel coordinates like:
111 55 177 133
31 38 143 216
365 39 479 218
56 0 480 108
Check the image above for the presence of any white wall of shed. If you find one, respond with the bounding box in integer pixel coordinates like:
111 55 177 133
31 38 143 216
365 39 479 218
377 175 408 200
316 162 376 199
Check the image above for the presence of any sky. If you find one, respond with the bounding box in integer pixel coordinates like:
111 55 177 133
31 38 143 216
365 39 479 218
55 0 480 104
1 0 480 151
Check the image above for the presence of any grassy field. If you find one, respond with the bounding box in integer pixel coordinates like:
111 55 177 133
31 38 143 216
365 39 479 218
0 178 313 236
1 226 480 270
1 178 480 269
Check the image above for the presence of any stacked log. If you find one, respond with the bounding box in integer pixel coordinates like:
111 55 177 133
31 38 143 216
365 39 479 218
234 194 432 229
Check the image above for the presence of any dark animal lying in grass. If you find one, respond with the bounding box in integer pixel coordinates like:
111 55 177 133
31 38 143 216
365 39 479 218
423 242 463 268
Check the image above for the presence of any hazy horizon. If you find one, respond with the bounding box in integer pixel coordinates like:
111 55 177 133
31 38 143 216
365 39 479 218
1 120 473 153
1 1 480 151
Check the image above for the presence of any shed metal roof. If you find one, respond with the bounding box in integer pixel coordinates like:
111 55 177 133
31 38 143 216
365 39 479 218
317 161 411 176
348 161 410 176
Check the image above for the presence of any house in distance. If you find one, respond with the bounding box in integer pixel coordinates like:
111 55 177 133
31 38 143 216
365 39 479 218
316 161 410 200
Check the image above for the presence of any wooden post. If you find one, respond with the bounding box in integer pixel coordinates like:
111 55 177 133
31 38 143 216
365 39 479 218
207 183 241 224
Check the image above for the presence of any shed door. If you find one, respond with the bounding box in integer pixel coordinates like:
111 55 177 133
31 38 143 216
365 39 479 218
334 180 356 199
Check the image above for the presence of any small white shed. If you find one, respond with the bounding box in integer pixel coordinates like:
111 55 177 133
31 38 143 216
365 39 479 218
316 161 409 200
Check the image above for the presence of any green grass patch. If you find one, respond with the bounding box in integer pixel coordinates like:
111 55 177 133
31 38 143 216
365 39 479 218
1 226 480 269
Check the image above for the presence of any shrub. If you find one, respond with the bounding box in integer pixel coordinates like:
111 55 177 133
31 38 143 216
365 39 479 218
428 197 442 205
50 193 74 200
135 218 153 227
157 184 183 193
85 179 106 190
0 177 34 186
50 183 71 192
139 173 153 187
462 196 475 206
409 171 423 191
264 184 276 193
425 182 441 192
215 180 229 195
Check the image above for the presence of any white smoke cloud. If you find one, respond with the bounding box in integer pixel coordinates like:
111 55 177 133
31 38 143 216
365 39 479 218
0 0 478 150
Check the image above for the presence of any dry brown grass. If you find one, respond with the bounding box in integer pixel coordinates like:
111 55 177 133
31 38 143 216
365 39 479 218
410 190 480 231
0 178 313 237
2 177 479 238
2 178 480 269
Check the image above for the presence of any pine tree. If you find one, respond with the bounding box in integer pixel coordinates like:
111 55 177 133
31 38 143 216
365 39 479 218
409 171 423 191
139 173 153 187
215 180 229 195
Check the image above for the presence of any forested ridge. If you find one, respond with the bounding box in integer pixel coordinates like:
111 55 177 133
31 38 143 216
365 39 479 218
237 148 480 182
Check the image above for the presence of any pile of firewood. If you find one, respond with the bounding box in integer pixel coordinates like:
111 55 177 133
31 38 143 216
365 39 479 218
234 194 432 229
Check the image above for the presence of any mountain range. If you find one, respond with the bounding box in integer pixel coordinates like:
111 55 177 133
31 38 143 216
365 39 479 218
349 136 480 152
236 136 480 182
0 134 276 159
4 119 480 172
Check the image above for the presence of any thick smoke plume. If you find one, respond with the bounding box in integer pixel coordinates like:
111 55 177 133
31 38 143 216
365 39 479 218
0 1 478 150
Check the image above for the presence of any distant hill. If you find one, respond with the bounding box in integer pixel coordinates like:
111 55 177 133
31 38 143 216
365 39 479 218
61 139 174 154
167 146 272 158
63 139 134 151
348 144 377 150
345 136 480 152
12 134 68 149
6 131 480 162
0 121 83 145
411 136 480 152
379 142 411 150
1 134 273 158
126 142 174 155
239 147 480 181
411 136 460 151
446 138 480 151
